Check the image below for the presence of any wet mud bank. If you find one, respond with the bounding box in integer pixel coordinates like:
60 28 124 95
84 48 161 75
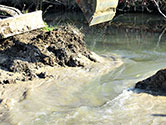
135 69 166 93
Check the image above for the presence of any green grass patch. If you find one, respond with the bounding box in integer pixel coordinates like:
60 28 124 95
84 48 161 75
43 23 55 31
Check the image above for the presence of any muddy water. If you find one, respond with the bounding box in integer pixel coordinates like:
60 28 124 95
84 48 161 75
10 13 166 125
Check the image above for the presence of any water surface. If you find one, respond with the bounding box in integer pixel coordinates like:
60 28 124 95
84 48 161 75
11 13 166 125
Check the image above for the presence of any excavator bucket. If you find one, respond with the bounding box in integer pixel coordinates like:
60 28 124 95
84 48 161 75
0 11 45 39
76 0 118 26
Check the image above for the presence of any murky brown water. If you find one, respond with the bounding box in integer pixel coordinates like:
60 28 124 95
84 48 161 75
9 13 166 125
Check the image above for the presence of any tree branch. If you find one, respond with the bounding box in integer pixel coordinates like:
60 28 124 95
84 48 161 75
153 0 166 19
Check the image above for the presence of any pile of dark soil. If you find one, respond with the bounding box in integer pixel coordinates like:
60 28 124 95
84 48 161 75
0 25 97 84
135 69 166 92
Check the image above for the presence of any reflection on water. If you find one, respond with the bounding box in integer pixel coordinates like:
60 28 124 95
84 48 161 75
10 13 166 124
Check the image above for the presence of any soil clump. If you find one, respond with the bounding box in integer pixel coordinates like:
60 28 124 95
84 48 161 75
135 69 166 92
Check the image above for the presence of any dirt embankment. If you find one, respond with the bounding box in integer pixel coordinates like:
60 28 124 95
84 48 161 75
0 25 98 84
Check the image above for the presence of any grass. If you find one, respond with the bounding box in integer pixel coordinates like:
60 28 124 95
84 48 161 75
43 22 55 31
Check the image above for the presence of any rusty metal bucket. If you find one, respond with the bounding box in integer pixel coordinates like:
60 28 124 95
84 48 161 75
76 0 118 26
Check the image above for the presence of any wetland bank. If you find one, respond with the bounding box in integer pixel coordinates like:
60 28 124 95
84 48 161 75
0 1 166 125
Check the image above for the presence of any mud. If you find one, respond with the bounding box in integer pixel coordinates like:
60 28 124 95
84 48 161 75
0 25 98 84
135 69 166 93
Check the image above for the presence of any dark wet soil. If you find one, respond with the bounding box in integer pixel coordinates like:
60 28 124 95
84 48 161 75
0 25 97 84
135 69 166 92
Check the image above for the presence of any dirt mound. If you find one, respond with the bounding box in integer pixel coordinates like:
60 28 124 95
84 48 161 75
0 25 97 84
135 69 166 92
